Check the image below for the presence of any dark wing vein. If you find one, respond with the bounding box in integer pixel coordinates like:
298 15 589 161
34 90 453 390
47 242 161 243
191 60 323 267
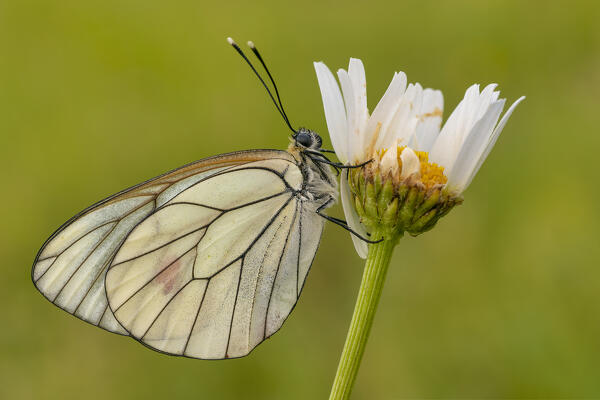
111 225 210 268
34 197 154 265
136 191 296 355
225 256 245 358
263 201 300 338
113 245 201 313
140 279 195 340
72 199 155 315
296 205 303 299
206 195 294 279
183 281 209 355
53 221 119 301
247 214 289 343
34 220 118 282
297 205 323 297
157 201 225 212
224 197 296 355
177 166 294 199
112 192 290 269
35 196 156 285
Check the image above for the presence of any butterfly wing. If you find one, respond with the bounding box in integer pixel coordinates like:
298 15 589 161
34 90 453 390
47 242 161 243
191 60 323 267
104 159 325 359
32 150 297 335
32 149 326 359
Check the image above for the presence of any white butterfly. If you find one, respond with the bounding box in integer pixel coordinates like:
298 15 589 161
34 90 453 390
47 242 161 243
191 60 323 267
32 39 372 359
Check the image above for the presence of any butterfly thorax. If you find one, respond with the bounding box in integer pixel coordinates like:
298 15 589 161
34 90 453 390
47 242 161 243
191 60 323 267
287 142 338 207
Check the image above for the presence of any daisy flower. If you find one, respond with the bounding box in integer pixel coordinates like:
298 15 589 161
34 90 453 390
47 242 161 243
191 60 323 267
314 58 524 257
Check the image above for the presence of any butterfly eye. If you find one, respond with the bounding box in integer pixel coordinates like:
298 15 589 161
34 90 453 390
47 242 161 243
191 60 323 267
296 131 313 147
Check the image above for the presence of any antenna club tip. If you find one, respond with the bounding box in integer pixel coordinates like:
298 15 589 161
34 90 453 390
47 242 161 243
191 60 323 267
247 41 255 49
227 37 235 45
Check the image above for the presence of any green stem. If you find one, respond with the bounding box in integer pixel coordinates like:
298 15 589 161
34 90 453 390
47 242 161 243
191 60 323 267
328 230 399 400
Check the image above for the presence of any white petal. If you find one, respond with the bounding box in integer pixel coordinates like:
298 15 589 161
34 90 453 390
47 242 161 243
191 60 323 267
314 62 349 163
348 58 369 129
337 68 357 164
365 72 407 155
456 84 483 140
348 58 369 162
400 147 420 180
340 170 368 258
384 83 423 150
413 89 444 152
429 89 470 169
445 99 505 193
380 144 399 178
430 83 498 171
461 96 525 190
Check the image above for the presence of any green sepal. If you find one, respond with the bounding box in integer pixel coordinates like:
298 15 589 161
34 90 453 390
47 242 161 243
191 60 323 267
364 182 378 219
414 189 441 220
373 173 382 199
359 172 367 203
399 187 418 225
408 208 439 235
398 184 409 203
381 197 399 227
354 194 365 220
351 169 360 193
377 179 394 217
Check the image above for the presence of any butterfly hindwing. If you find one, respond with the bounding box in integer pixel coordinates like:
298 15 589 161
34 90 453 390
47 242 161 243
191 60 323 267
105 159 325 359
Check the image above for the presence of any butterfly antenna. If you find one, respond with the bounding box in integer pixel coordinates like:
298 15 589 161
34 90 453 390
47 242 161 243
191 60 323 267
227 37 297 134
246 41 295 132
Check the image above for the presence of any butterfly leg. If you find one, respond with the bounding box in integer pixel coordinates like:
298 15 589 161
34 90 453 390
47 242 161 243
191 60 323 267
308 152 340 178
319 149 336 154
311 157 373 170
304 150 337 174
315 198 383 244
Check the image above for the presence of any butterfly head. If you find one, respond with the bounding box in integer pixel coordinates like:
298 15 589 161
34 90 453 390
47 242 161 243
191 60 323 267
293 128 322 150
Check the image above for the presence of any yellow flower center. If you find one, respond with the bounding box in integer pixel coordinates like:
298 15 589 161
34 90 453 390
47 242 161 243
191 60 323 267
414 149 447 189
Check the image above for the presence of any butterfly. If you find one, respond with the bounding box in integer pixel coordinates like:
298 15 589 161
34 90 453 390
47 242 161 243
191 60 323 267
31 38 374 360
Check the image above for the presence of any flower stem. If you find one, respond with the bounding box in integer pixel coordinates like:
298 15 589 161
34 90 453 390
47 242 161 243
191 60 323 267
328 229 399 400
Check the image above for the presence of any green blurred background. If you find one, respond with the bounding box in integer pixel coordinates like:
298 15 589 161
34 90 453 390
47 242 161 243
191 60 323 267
1 0 599 399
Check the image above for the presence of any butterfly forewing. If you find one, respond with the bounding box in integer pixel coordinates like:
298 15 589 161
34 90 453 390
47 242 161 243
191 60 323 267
32 149 326 359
